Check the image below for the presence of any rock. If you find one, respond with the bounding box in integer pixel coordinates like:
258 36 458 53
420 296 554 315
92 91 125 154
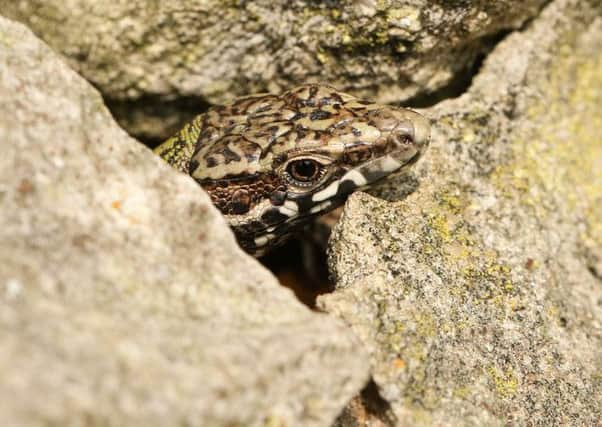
0 16 369 427
1 0 546 141
321 0 602 425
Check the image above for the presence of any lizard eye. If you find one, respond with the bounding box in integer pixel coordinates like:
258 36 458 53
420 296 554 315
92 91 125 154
284 158 326 187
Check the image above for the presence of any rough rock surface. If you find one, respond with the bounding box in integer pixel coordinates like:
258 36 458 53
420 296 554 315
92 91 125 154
322 0 602 425
1 0 547 142
0 16 370 427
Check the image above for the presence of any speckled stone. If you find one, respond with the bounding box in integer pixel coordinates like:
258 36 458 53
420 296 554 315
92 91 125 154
0 0 547 141
0 16 369 427
321 0 602 425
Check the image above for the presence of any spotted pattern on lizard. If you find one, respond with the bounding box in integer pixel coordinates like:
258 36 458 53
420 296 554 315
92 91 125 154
155 84 430 256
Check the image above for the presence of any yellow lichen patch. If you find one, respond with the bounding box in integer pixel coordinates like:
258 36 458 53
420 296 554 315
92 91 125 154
490 163 531 201
263 415 286 427
0 29 14 47
376 0 390 12
495 39 602 250
544 303 562 325
316 49 330 64
487 366 519 398
461 127 477 143
436 188 468 215
452 386 472 400
420 185 518 310
426 212 452 243
461 258 516 299
415 312 437 338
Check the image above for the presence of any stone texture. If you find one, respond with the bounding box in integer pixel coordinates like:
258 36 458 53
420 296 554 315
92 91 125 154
1 0 546 142
0 16 370 427
321 0 602 425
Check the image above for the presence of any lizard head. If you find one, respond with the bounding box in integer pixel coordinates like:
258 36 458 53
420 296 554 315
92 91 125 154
182 84 430 256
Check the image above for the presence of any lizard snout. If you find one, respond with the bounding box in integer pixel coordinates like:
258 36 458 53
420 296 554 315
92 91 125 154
387 110 431 159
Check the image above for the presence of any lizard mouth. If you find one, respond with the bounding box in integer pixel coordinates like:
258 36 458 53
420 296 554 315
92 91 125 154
343 145 421 188
268 147 422 227
247 148 422 252
307 144 422 207
333 113 429 195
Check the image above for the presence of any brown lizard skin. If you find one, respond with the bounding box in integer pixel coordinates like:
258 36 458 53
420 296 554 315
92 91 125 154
154 84 430 256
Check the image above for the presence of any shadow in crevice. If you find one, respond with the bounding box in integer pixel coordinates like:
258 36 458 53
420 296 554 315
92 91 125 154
260 172 422 309
260 237 332 308
105 94 211 147
402 30 512 109
334 379 397 427
407 0 559 108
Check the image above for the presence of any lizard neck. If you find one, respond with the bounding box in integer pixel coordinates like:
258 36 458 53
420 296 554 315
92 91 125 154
154 116 203 174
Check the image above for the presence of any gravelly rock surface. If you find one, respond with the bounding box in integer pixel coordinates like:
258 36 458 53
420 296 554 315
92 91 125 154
322 0 602 425
0 16 370 427
1 0 547 142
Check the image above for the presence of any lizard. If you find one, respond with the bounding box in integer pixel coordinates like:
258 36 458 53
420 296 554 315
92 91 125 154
154 84 430 257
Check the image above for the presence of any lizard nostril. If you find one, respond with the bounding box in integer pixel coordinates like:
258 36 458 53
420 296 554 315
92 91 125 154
396 133 414 146
387 126 415 153
387 119 415 146
388 111 431 153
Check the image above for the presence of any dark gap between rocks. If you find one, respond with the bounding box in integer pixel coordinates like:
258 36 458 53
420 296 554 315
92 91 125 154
333 379 397 427
404 2 553 109
403 30 511 109
259 237 332 308
105 94 211 146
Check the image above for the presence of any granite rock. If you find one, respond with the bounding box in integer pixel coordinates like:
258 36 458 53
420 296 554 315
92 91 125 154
1 0 547 141
0 16 369 427
321 0 602 425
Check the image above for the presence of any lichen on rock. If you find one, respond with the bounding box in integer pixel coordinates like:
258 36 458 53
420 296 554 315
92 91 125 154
1 0 548 141
322 0 602 425
1 0 601 425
